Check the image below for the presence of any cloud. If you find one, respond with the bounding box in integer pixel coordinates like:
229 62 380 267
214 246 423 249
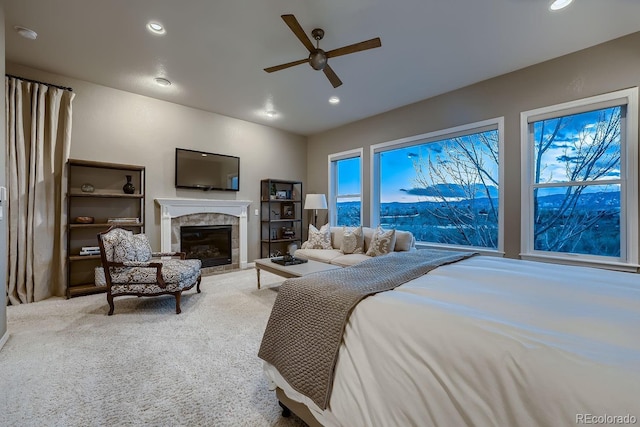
400 187 441 196
556 154 581 164
549 142 575 150
400 184 498 199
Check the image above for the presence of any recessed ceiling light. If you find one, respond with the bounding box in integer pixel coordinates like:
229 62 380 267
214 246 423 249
154 77 171 87
265 110 278 118
549 0 573 11
14 26 37 40
329 96 340 105
147 22 166 35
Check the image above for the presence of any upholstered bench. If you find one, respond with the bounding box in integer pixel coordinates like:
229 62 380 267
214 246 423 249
294 225 416 267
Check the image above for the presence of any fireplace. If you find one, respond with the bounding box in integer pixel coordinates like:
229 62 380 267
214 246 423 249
180 225 232 268
155 198 251 269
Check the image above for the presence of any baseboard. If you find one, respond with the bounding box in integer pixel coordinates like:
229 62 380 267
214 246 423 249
0 331 9 353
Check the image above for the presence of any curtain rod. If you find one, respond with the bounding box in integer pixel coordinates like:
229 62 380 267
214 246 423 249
5 74 73 92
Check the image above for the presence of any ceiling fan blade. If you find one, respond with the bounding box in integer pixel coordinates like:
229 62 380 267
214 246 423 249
281 14 315 52
264 58 309 73
323 65 343 88
326 37 381 59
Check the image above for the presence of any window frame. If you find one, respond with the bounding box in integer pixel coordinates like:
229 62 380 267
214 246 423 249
520 88 639 271
328 148 363 226
370 117 505 254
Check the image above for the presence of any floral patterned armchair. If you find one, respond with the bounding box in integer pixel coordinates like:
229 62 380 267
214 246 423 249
97 227 202 315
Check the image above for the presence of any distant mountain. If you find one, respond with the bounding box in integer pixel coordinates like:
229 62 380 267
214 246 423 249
400 184 499 199
339 190 620 213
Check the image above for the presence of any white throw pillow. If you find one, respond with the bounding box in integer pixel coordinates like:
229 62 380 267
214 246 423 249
365 226 397 257
394 230 415 252
340 226 364 254
306 224 332 249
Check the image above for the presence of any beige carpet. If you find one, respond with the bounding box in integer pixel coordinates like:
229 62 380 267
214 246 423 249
0 269 307 427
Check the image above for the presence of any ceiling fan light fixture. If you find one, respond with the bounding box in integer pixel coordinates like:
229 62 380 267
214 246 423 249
14 26 38 40
549 0 573 11
309 50 327 70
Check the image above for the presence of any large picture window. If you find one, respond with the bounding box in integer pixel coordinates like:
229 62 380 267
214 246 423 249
521 88 638 268
371 118 504 251
328 149 362 226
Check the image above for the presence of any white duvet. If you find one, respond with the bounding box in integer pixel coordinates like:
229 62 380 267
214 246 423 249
264 256 640 427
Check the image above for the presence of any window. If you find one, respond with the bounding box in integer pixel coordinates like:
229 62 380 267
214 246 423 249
328 149 363 226
371 118 504 252
521 88 638 268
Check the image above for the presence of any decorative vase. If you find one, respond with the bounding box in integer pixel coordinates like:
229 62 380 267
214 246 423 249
122 175 135 194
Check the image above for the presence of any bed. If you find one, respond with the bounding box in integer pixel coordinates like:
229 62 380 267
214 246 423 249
258 251 640 427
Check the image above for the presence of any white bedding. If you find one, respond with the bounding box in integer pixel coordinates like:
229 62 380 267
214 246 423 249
263 256 640 426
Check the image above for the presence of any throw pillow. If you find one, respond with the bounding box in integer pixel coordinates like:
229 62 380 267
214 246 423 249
394 230 415 252
113 233 152 263
340 226 364 254
101 228 133 262
365 226 397 257
306 224 332 249
131 234 152 262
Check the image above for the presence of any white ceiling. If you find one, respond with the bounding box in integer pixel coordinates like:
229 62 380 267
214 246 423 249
3 0 640 136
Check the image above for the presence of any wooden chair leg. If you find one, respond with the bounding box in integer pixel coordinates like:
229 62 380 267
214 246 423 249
174 291 182 314
107 294 115 316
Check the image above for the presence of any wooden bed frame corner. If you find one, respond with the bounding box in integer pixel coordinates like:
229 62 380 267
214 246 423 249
276 387 323 427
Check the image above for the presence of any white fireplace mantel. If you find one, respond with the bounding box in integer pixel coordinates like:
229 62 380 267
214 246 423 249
154 198 252 268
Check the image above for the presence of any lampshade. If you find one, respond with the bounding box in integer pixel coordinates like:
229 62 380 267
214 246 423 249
304 193 327 210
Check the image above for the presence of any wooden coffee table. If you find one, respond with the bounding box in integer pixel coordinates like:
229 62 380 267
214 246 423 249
254 257 341 289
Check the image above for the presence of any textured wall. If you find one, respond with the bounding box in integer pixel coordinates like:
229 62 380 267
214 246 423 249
307 31 640 259
5 62 307 266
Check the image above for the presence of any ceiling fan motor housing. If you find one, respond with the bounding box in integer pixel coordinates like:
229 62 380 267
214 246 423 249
309 49 327 70
311 28 325 41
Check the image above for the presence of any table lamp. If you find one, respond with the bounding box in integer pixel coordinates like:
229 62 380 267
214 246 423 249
304 193 328 227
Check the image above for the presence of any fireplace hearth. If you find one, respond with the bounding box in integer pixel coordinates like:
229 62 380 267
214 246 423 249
180 225 232 268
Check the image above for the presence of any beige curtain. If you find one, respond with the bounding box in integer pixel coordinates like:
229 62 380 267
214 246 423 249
5 76 75 304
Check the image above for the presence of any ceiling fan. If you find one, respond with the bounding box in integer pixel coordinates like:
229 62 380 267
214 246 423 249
264 14 382 88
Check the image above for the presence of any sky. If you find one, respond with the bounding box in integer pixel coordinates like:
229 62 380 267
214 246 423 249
336 157 361 195
379 147 423 203
337 106 621 204
377 131 499 203
534 106 621 185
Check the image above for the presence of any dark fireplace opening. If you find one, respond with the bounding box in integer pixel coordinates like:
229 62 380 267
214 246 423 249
180 225 232 268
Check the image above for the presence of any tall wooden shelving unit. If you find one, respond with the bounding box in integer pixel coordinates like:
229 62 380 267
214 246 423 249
260 179 303 258
66 159 145 298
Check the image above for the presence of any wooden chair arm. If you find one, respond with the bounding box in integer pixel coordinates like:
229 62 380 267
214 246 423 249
105 261 168 289
151 252 187 260
121 261 163 267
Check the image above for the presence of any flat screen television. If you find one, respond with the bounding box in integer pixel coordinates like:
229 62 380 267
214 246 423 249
175 148 240 191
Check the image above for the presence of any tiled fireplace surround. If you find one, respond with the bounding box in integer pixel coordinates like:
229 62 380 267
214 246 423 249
154 198 251 274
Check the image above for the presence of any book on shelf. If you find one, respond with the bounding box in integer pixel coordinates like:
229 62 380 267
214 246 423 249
79 250 101 256
107 217 140 223
81 246 100 251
